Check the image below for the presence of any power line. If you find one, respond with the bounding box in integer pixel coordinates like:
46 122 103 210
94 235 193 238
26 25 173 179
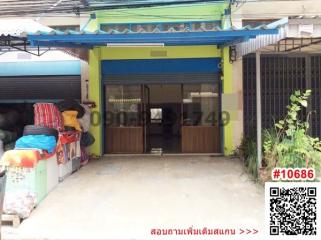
0 0 319 18
35 0 65 21
0 0 226 16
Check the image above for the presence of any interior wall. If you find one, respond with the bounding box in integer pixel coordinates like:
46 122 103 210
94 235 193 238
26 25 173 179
148 84 181 136
149 84 181 104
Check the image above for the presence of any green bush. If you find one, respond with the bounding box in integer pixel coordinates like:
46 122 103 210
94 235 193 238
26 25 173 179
238 136 258 179
263 90 321 175
238 90 321 181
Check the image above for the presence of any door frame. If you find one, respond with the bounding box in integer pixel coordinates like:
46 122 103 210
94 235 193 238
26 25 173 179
143 85 150 153
103 82 222 154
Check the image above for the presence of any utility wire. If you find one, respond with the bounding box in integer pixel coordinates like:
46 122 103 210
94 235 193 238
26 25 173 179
0 0 318 17
35 0 65 21
0 0 225 16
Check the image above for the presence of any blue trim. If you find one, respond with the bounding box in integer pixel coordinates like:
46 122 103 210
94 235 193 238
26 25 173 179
0 61 81 76
28 29 279 47
101 58 221 75
29 41 93 49
29 30 277 40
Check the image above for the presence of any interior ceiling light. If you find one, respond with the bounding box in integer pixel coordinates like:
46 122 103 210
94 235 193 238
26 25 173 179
190 92 218 97
106 43 164 47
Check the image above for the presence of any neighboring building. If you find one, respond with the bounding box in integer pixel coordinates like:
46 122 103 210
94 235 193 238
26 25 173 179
0 50 81 103
232 1 321 140
0 19 82 102
0 19 81 142
0 49 81 144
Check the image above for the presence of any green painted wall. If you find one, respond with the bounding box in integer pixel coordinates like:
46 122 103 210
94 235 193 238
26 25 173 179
84 3 227 31
221 7 235 155
88 48 102 156
222 47 234 155
96 3 226 23
100 45 221 59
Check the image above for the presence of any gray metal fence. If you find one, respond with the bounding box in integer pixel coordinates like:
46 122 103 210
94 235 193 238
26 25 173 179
243 54 320 138
311 56 321 138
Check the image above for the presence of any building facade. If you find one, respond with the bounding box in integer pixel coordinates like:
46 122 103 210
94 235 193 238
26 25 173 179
83 2 242 155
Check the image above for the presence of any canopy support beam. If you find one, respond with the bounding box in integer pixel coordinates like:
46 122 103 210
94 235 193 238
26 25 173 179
0 35 50 56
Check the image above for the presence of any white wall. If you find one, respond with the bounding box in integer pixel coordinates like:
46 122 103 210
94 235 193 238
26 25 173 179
0 50 79 63
232 0 321 21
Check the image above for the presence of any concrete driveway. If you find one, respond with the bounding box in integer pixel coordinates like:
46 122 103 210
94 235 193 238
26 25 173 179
2 156 265 240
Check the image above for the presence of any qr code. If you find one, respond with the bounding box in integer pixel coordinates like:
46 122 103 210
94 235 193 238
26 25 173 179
265 182 321 240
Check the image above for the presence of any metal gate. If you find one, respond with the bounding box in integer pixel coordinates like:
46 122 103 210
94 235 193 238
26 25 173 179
311 56 321 138
0 75 81 101
243 54 321 138
101 58 221 84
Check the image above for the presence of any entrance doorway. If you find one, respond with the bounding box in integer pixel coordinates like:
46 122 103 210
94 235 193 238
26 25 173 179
146 84 182 153
104 83 220 154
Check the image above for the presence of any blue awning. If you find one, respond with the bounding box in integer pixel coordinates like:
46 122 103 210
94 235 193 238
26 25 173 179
27 27 280 48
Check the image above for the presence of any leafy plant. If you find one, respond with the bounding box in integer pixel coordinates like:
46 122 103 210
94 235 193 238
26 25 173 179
263 90 321 175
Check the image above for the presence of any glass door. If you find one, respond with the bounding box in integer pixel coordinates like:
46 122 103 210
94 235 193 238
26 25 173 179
104 85 144 153
182 83 221 153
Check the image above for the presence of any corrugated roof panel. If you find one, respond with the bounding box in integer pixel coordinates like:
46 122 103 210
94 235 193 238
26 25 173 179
28 21 280 36
25 18 286 48
27 28 279 48
0 19 53 36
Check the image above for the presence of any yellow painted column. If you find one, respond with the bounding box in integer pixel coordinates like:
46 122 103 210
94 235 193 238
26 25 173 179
222 47 234 155
89 47 102 156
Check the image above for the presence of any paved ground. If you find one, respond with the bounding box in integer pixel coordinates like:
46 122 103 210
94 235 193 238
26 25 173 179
2 156 265 240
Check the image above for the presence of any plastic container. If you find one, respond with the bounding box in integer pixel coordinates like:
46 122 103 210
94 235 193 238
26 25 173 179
46 154 59 194
5 160 47 205
0 140 4 160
